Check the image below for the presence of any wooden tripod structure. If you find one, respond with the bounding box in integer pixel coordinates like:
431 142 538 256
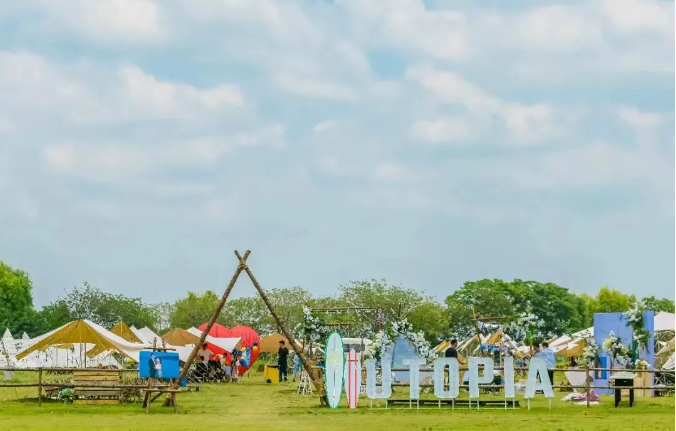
167 250 322 409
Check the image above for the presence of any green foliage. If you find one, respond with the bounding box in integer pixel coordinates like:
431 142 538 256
38 282 160 331
641 296 675 313
581 286 636 315
169 290 220 329
445 279 588 340
0 261 39 336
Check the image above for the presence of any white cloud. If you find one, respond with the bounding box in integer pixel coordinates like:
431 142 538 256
601 0 673 36
0 51 245 126
337 0 467 60
618 105 664 130
515 5 603 52
313 120 338 133
202 198 236 222
42 124 286 181
407 65 562 145
410 118 475 145
275 75 358 101
12 0 163 42
372 162 408 183
119 66 244 118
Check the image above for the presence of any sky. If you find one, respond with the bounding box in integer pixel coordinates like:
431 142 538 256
0 0 674 307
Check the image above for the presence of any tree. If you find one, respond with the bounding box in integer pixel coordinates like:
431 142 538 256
220 287 314 335
39 282 160 331
445 279 588 340
641 296 675 313
444 279 524 338
169 290 221 329
338 279 443 342
512 280 588 338
153 302 175 334
0 261 40 336
581 286 636 315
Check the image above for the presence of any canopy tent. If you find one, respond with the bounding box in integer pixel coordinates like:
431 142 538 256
654 312 675 332
186 327 241 354
2 329 12 341
137 327 161 345
21 332 30 340
663 353 675 370
16 320 151 363
162 328 201 346
110 322 143 344
13 345 122 369
260 333 290 353
657 337 675 356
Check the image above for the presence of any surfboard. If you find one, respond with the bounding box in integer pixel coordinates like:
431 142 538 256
324 332 344 408
343 348 361 408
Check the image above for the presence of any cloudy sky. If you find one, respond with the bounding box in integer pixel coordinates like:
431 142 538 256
0 0 673 306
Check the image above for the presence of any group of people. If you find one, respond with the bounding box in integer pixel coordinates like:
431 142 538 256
192 343 240 383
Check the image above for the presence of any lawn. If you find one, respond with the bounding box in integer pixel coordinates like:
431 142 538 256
0 373 674 431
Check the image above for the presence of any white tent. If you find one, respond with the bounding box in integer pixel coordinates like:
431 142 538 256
16 320 152 363
663 353 675 370
130 326 147 344
21 332 30 340
186 327 241 352
654 312 675 332
137 327 161 345
2 329 12 341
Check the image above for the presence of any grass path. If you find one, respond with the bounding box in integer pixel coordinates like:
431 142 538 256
0 374 674 431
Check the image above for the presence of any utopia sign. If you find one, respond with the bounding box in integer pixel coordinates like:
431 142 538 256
324 332 554 409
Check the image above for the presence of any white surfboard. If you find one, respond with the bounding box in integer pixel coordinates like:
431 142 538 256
343 348 361 408
325 332 344 408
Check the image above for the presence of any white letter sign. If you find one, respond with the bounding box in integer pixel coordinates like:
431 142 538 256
433 357 459 399
403 358 426 399
525 357 553 398
365 358 392 399
468 357 494 398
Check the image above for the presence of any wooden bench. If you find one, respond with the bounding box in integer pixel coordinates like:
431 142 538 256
72 370 122 405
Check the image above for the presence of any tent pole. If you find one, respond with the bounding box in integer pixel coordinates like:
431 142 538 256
235 251 322 393
175 251 251 385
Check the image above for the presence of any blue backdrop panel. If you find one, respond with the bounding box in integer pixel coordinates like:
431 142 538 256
593 311 654 395
139 351 180 379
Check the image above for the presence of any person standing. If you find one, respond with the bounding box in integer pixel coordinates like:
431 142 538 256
278 340 290 382
538 342 556 385
197 343 212 366
444 339 459 359
292 354 302 382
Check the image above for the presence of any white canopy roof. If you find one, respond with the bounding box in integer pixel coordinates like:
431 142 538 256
2 329 12 340
654 312 675 332
137 327 161 345
186 327 241 352
663 352 675 370
21 332 30 340
16 319 152 363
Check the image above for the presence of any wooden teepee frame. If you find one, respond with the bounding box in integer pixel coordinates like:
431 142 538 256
168 250 322 407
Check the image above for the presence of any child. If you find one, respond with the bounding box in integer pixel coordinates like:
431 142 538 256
292 354 301 382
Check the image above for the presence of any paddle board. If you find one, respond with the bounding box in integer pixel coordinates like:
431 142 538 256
325 332 344 408
343 348 361 408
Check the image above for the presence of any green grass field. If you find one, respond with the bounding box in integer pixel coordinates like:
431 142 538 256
0 372 674 431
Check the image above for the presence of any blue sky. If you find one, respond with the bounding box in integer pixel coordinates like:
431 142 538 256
0 0 673 306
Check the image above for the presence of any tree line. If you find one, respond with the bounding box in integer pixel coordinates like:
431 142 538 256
1 261 673 342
